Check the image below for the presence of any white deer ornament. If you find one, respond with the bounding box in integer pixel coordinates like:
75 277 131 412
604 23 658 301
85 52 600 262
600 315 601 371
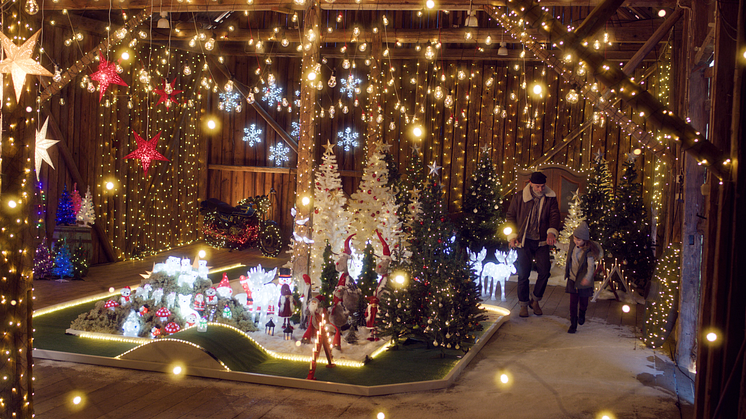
481 249 518 301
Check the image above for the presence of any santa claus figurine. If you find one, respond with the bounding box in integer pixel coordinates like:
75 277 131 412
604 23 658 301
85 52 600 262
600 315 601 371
365 295 380 341
278 283 294 328
300 274 312 330
329 234 356 349
193 293 205 314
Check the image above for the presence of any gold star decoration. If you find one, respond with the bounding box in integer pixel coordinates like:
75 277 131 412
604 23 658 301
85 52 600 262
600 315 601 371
34 116 59 181
0 30 53 103
322 140 336 155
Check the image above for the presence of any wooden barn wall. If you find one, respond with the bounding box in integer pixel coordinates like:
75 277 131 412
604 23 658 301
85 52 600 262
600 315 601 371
32 25 206 264
26 19 668 265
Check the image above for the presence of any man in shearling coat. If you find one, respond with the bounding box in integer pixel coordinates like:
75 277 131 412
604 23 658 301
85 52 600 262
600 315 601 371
506 171 561 318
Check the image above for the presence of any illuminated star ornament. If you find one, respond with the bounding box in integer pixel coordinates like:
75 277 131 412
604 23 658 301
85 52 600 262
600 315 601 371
0 30 53 102
90 51 128 102
34 117 59 181
124 131 169 175
153 77 183 108
428 161 442 176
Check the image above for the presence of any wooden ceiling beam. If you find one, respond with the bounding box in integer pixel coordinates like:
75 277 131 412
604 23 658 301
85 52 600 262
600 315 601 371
573 0 627 42
150 39 657 61
43 0 676 12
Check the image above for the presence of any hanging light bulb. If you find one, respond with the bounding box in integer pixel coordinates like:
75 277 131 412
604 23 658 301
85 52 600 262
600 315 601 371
566 88 579 104
493 104 501 115
434 85 444 100
247 92 255 104
183 65 192 76
52 66 62 83
425 45 435 60
342 59 351 69
24 0 39 16
501 109 507 118
329 106 336 117
328 70 337 87
389 121 396 130
205 38 216 51
444 91 454 108
485 77 494 87
59 97 66 106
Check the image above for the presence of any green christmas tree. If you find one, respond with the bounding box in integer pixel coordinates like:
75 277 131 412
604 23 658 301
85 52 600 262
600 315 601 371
378 262 420 348
581 151 614 247
555 191 586 268
318 242 337 309
605 154 655 291
51 240 74 278
460 147 506 252
71 243 89 279
642 244 681 349
382 169 486 353
55 184 77 226
400 145 426 230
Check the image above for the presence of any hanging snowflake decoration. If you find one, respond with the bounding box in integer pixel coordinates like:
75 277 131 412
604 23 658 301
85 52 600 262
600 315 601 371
262 82 284 107
243 124 262 146
219 91 242 112
269 142 290 166
337 127 359 151
339 74 361 99
291 121 300 139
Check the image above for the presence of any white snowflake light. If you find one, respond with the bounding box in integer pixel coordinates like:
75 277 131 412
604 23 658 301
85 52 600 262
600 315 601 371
243 124 262 146
337 127 359 151
219 91 242 112
262 82 284 106
339 74 361 99
269 142 290 165
291 121 300 139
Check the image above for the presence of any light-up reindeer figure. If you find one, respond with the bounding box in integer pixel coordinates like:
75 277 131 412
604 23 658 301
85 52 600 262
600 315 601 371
482 249 517 301
468 248 487 295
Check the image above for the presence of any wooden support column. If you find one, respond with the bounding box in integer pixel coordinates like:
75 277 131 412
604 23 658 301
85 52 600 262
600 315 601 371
694 0 742 415
676 1 710 378
292 2 320 284
366 29 383 161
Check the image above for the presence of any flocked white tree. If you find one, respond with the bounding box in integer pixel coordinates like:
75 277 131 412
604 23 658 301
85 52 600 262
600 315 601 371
77 185 96 226
555 190 585 267
309 141 350 283
348 141 402 257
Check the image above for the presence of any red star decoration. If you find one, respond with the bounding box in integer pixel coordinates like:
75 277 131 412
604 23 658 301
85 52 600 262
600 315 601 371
153 77 183 108
124 131 169 175
89 51 128 102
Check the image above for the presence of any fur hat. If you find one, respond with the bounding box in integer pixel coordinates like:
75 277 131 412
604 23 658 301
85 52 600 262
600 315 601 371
529 171 547 184
573 221 590 241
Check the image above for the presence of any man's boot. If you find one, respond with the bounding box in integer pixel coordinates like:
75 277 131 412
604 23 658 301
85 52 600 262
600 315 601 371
519 305 529 317
578 310 586 325
530 299 543 316
568 317 577 334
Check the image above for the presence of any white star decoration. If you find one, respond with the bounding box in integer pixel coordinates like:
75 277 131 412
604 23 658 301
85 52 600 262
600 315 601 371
377 142 393 153
0 30 53 102
480 144 491 154
428 161 442 176
34 117 58 181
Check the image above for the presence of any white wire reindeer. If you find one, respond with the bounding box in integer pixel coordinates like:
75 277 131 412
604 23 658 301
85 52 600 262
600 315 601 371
481 249 517 301
468 248 487 293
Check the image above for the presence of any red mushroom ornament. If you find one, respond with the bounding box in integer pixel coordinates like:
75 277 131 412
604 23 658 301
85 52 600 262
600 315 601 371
155 307 172 322
164 322 181 335
104 300 119 311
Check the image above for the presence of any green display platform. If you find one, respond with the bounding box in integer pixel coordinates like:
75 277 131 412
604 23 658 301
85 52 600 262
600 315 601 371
33 296 508 396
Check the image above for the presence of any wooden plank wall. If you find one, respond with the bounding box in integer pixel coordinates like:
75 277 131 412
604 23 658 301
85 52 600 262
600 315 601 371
28 14 666 266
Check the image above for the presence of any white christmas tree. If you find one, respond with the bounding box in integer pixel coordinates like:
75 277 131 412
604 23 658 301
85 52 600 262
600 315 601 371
348 141 402 257
309 141 351 282
555 190 586 267
77 185 96 226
